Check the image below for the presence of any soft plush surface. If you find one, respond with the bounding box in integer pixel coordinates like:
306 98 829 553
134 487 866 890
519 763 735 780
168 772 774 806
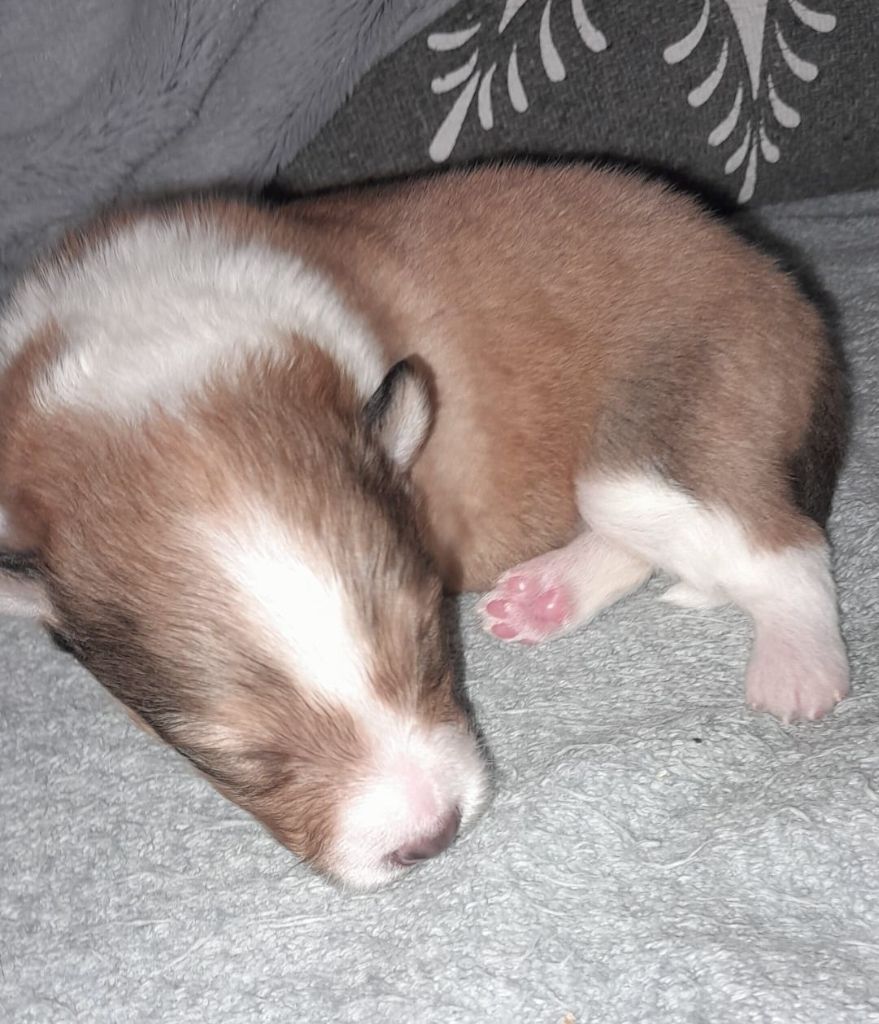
1 189 877 1023
0 0 458 299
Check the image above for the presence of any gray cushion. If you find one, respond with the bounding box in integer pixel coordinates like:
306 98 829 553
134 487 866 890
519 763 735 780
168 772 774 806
278 0 879 205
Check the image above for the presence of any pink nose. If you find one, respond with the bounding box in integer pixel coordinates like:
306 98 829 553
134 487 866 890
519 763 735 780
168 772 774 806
389 808 461 867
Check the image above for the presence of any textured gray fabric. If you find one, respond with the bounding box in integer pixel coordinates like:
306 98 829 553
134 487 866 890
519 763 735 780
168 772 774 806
279 0 879 206
0 0 459 299
1 190 878 1023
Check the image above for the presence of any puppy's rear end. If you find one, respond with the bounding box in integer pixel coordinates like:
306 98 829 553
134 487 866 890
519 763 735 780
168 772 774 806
307 165 849 721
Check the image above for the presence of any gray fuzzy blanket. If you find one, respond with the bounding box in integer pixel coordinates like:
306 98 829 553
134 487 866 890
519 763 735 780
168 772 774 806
0 0 457 298
1 189 878 1023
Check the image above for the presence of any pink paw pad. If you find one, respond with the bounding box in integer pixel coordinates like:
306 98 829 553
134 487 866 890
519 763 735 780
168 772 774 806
479 570 573 645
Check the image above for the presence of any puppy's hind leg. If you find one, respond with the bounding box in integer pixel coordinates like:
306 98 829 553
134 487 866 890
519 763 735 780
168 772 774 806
578 474 849 721
728 539 848 722
478 530 652 645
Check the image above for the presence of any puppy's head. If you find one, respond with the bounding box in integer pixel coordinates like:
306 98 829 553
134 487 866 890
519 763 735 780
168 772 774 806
0 346 489 888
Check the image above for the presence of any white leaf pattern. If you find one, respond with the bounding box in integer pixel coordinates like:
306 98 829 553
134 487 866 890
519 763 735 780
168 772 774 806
775 23 818 81
429 73 482 162
767 72 801 127
740 134 759 200
427 0 607 163
571 0 607 51
507 44 528 111
708 83 743 145
759 122 780 161
664 0 710 63
789 0 836 33
425 2 835 197
688 38 729 107
427 24 482 51
540 0 566 82
664 0 837 202
500 0 530 33
478 63 498 128
725 123 752 173
431 51 480 94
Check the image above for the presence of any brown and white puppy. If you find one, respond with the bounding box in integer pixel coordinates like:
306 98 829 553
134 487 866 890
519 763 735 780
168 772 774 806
0 164 848 886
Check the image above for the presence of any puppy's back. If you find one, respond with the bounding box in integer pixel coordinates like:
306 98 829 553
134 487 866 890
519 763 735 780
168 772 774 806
287 164 841 586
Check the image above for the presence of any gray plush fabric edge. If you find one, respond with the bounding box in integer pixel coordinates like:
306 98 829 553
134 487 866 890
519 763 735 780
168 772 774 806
0 0 459 300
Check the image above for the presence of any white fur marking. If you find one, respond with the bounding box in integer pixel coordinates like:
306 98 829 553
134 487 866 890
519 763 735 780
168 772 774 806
1 216 386 417
332 722 489 889
660 581 727 609
576 473 833 615
577 473 736 583
382 372 431 469
577 472 848 719
208 516 371 709
205 510 490 888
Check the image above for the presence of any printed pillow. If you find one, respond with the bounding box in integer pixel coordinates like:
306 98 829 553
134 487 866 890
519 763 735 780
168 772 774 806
276 0 878 205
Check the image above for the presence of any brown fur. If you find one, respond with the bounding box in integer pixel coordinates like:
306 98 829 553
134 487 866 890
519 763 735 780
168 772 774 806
274 165 841 576
23 167 838 578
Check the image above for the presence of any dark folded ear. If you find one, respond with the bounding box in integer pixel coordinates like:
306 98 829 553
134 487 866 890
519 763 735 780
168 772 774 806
363 360 432 471
0 550 51 619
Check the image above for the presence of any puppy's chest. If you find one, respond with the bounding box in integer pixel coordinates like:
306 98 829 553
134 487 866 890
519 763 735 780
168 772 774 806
410 395 582 590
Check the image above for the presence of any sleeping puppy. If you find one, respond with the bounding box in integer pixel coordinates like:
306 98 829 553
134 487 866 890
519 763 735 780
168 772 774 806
0 163 848 887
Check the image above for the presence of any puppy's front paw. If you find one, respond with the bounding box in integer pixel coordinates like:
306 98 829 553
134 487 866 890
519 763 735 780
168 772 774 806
478 564 573 645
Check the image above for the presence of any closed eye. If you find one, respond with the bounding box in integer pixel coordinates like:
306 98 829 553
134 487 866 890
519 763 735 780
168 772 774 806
0 550 43 578
46 627 78 656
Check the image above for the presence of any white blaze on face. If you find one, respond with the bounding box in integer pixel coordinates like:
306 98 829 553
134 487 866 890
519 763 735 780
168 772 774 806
203 508 489 886
207 513 372 711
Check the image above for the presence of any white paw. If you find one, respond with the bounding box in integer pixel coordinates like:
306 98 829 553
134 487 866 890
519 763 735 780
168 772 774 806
745 632 849 723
